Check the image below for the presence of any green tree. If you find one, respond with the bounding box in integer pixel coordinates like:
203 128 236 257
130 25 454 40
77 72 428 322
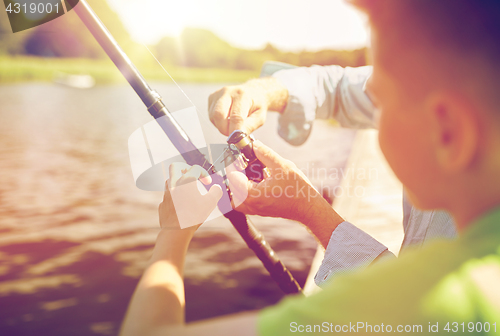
21 0 133 58
180 28 237 68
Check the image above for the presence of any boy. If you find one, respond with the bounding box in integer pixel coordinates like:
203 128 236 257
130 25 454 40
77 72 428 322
120 1 500 335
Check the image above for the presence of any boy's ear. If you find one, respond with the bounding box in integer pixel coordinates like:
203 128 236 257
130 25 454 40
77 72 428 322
427 92 480 173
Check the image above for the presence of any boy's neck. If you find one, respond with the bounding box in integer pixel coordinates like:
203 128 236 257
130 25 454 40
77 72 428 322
452 193 500 232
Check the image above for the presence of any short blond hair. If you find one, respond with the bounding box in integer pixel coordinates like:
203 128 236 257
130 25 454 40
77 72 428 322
350 0 500 107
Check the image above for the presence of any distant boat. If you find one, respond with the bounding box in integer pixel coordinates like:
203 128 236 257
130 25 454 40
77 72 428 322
53 72 95 89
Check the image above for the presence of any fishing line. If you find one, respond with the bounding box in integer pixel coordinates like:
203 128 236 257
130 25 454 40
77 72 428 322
143 44 197 109
143 44 216 166
74 0 301 293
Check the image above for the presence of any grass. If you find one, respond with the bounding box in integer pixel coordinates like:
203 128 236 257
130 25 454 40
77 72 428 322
0 56 261 84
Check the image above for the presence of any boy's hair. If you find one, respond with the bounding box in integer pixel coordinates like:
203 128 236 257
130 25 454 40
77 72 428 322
351 0 500 108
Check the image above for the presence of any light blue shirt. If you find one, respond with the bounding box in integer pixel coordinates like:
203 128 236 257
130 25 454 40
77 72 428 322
261 62 458 286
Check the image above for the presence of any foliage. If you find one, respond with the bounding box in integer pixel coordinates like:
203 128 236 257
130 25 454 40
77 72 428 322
0 0 367 82
155 28 367 71
1 0 135 58
0 56 260 84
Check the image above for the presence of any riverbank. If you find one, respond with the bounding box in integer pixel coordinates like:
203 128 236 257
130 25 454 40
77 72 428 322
0 56 260 84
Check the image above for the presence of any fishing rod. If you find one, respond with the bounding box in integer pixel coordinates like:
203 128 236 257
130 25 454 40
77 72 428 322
73 0 301 294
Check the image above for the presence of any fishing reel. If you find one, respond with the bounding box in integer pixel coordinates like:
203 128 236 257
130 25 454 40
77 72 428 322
223 130 270 183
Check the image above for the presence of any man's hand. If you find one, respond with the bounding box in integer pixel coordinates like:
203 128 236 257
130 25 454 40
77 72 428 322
208 77 289 136
226 141 344 248
160 162 223 230
227 140 318 222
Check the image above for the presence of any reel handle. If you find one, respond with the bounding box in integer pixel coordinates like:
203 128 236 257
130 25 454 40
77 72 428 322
227 130 270 183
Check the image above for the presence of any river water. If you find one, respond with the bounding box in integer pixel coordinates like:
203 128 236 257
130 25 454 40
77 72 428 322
0 83 355 336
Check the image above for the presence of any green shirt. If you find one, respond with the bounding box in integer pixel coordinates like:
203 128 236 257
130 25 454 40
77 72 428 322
258 207 500 335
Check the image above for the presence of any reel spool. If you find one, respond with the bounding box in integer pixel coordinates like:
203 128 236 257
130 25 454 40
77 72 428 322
226 130 270 182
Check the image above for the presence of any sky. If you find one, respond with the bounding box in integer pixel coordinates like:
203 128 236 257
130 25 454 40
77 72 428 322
107 0 369 51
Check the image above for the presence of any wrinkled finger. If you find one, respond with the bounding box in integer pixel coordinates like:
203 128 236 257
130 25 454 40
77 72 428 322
252 140 289 173
227 170 260 208
208 89 222 113
244 108 267 135
210 94 232 136
228 95 253 135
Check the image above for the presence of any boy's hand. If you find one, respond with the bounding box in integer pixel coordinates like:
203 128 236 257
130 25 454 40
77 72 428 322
159 163 223 230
